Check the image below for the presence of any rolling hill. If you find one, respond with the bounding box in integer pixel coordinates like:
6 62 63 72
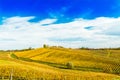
7 47 120 80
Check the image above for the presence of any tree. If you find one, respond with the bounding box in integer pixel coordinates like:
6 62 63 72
43 44 48 48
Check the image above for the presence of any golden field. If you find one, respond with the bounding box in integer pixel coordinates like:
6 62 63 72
0 47 120 80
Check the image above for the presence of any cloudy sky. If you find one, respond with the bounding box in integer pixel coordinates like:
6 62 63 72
0 0 120 50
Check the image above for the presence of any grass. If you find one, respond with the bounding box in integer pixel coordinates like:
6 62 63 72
0 48 120 80
15 47 120 75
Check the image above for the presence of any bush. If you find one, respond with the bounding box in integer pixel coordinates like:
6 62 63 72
66 62 74 69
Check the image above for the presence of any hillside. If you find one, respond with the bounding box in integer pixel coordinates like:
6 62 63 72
8 47 120 80
0 50 118 80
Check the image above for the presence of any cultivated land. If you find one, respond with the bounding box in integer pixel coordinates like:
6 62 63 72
0 47 120 80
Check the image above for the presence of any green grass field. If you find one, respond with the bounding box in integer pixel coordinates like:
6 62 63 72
0 47 120 80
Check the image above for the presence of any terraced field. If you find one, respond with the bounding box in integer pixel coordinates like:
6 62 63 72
0 48 120 80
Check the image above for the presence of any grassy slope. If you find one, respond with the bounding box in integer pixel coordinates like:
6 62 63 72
12 47 120 79
0 52 116 80
15 48 120 73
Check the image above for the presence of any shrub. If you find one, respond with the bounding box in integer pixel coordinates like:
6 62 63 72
66 62 74 69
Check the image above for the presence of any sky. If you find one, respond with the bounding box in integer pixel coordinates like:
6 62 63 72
0 0 120 50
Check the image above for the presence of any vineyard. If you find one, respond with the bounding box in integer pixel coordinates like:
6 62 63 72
0 47 120 80
15 48 120 74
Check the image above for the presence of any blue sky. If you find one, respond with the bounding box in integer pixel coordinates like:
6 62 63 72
0 0 120 49
1 0 120 21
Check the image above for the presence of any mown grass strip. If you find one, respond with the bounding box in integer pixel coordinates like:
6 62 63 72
10 53 103 72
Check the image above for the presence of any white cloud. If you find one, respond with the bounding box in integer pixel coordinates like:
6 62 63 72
0 16 120 50
39 18 57 25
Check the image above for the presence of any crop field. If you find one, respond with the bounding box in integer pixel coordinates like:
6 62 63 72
15 48 120 74
0 47 120 80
